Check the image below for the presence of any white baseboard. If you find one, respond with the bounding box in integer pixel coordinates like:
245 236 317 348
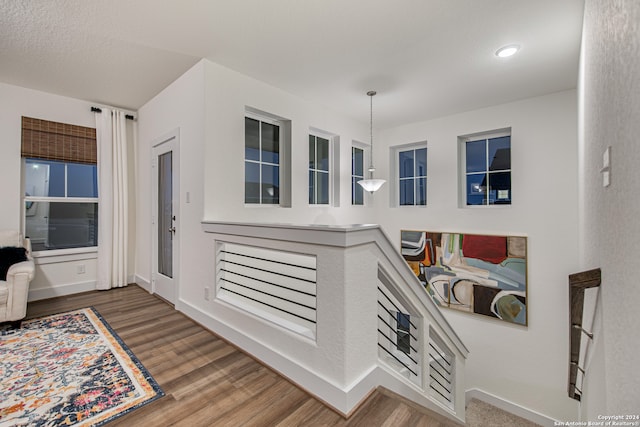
27 276 144 302
177 298 374 416
134 274 151 292
28 281 96 301
466 388 556 427
177 297 464 423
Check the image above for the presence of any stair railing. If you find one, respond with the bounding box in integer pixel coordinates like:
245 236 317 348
200 221 468 422
567 268 601 400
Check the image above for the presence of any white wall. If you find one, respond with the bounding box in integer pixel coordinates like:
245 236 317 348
135 59 403 415
375 90 580 421
0 82 135 299
0 83 95 228
201 60 374 225
137 59 587 421
136 59 376 289
136 60 207 292
579 0 640 418
137 57 377 301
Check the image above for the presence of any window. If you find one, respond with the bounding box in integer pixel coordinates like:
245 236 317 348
352 146 365 205
309 134 330 205
245 116 281 204
398 147 427 206
462 130 511 206
24 159 98 251
396 311 411 355
21 117 98 252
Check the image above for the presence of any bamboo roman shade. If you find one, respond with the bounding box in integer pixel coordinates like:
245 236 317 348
21 116 97 164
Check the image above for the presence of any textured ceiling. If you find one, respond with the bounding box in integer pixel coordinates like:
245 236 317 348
0 0 584 128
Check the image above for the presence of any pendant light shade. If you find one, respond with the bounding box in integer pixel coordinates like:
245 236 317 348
357 90 386 194
358 178 386 193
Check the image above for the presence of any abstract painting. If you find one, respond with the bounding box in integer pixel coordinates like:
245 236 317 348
401 230 527 326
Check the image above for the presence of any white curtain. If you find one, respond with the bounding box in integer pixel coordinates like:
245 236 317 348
95 108 129 289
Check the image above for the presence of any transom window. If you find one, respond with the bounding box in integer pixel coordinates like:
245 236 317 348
463 131 511 206
398 147 427 206
245 116 280 205
351 146 365 205
309 134 330 205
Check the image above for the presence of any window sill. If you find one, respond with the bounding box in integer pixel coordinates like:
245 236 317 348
243 204 288 208
461 204 512 209
32 246 98 265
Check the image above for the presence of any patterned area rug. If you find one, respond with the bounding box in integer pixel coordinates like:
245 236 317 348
0 308 164 426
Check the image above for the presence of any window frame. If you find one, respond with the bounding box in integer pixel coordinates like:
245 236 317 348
23 158 99 254
458 128 511 207
384 308 418 378
394 143 428 207
395 311 412 356
351 145 365 206
244 112 283 206
308 132 332 206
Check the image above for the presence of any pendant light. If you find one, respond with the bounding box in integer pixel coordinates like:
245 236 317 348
357 90 386 193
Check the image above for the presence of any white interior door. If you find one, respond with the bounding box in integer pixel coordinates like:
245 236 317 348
152 131 179 304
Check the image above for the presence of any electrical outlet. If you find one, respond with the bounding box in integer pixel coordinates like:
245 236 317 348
77 264 86 274
204 286 210 301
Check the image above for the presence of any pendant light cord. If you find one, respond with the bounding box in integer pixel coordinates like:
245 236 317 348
367 90 376 175
356 90 386 194
370 93 373 172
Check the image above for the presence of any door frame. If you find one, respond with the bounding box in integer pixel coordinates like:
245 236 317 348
151 128 180 304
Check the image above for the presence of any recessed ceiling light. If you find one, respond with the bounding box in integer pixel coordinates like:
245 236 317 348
496 45 520 58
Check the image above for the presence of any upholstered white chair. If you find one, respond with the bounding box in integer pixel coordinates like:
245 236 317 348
0 230 35 324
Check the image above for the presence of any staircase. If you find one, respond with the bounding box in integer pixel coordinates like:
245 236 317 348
191 221 469 423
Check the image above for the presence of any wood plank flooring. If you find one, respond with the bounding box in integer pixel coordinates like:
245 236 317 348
25 285 461 427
